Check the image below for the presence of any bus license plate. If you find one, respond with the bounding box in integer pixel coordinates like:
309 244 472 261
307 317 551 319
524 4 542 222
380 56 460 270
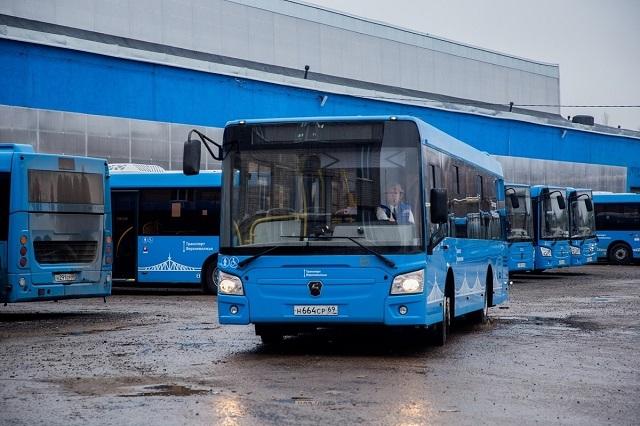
587 257 593 262
517 262 526 269
293 305 338 316
558 260 566 265
54 273 77 283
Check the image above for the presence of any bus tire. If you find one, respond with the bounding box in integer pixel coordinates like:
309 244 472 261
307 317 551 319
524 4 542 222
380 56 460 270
255 325 283 345
432 295 451 346
608 243 631 265
202 257 219 295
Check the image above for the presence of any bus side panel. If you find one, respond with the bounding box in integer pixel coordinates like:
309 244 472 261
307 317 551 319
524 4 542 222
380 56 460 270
596 231 640 260
136 236 219 283
451 238 508 316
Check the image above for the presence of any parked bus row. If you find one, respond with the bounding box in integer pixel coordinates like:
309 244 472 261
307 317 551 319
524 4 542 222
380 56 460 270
2 117 638 349
504 184 640 272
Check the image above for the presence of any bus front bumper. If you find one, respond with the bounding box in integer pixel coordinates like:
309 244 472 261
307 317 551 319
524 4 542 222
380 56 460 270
218 293 443 327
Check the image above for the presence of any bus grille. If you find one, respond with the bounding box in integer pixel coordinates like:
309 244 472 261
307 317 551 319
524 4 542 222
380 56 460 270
33 241 98 264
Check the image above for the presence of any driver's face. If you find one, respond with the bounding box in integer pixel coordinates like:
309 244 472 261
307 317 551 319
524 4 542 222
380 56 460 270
385 186 403 206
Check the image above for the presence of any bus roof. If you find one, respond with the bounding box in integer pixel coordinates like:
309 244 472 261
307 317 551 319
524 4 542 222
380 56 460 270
505 183 530 188
0 143 35 153
530 185 567 197
109 170 222 189
225 115 503 177
592 192 640 203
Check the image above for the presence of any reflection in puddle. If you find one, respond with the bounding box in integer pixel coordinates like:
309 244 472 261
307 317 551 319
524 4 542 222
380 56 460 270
215 394 245 426
395 400 432 426
119 384 210 397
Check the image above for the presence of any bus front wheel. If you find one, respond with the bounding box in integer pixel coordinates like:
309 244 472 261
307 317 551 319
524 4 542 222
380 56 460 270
255 325 283 345
203 258 219 295
432 295 450 346
608 243 631 265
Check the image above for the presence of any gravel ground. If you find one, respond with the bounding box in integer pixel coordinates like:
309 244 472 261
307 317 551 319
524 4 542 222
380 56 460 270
1 264 639 425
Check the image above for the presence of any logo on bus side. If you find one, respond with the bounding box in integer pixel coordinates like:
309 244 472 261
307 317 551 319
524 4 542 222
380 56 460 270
220 256 239 269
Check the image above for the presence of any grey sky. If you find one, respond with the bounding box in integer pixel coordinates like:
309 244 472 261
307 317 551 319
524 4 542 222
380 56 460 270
303 0 640 131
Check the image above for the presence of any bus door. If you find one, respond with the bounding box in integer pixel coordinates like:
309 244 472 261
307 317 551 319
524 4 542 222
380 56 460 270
112 191 138 282
0 172 9 293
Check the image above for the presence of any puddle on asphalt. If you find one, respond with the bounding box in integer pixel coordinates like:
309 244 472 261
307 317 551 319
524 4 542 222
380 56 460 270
119 384 211 397
54 376 221 398
497 315 602 332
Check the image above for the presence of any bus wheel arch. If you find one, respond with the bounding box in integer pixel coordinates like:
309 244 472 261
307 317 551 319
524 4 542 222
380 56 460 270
608 241 632 265
202 254 219 295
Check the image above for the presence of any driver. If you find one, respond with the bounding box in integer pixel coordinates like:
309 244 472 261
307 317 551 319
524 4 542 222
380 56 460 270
376 183 414 224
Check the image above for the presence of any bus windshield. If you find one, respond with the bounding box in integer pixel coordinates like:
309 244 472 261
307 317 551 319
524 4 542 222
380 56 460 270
570 191 596 239
506 187 532 242
541 191 569 239
222 121 423 254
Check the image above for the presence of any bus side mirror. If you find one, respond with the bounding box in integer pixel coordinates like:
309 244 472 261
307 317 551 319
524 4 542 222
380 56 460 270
183 139 201 175
508 193 520 209
430 188 448 224
585 198 593 212
557 194 566 210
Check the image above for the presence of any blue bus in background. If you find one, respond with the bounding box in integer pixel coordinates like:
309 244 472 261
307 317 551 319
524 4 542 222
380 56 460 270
530 185 570 271
505 183 535 272
593 192 640 264
566 188 598 266
184 116 509 345
0 144 112 303
109 165 222 293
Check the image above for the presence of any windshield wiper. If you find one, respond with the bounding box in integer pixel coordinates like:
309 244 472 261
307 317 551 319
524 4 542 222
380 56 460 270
281 234 396 268
237 245 281 268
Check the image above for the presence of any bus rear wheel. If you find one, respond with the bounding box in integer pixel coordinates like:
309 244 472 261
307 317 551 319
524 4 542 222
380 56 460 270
608 243 631 265
470 290 488 325
202 258 219 295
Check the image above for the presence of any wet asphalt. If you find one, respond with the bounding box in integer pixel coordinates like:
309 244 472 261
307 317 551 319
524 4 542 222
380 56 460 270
1 264 639 425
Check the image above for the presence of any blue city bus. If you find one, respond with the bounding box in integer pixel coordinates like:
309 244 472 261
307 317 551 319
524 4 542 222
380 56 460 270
566 187 598 266
504 183 535 272
109 166 222 293
0 144 112 303
530 185 570 271
183 116 509 345
593 192 640 264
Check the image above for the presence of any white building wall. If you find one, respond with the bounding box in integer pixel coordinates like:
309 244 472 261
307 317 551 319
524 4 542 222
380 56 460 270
0 0 561 114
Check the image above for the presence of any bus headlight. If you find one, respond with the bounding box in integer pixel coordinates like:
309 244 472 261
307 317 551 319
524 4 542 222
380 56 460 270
570 246 581 255
540 247 552 257
18 277 27 288
390 270 424 295
218 271 244 295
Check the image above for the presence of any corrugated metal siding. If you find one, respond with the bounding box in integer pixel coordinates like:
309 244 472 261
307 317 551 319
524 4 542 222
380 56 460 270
0 0 560 113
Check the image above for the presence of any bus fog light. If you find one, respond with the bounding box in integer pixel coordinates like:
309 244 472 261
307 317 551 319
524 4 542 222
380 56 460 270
18 277 27 288
390 270 424 295
540 247 552 257
219 272 244 295
398 305 408 315
229 305 239 315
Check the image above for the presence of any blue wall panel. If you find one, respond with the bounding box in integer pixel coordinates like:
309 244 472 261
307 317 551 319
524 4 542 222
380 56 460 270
2 38 639 187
